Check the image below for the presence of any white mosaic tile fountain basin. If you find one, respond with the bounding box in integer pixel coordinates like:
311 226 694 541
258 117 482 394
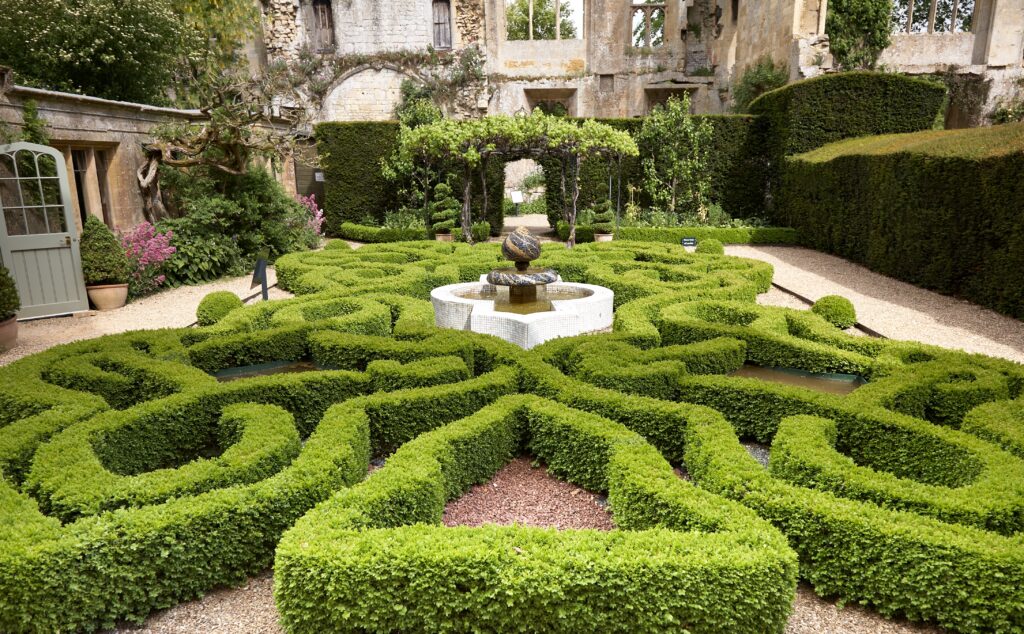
431 276 614 350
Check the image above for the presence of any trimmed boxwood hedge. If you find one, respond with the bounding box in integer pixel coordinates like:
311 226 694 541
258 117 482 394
779 123 1024 319
3 239 1024 633
615 226 799 244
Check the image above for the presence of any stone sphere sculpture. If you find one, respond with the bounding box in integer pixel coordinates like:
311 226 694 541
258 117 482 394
501 226 542 272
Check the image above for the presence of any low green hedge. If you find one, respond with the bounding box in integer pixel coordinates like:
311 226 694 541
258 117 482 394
811 295 856 329
555 221 595 243
335 222 428 243
196 291 243 326
275 396 797 633
615 226 799 244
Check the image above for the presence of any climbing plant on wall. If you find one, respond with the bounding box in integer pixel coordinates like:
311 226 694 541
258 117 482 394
826 0 893 69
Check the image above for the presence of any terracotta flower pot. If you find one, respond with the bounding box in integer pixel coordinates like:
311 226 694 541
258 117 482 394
86 283 129 311
0 316 17 351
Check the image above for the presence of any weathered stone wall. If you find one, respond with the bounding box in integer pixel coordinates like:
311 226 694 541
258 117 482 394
322 68 411 121
331 0 434 54
264 0 301 61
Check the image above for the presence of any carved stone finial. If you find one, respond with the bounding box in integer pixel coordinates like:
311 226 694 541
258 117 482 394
501 226 541 272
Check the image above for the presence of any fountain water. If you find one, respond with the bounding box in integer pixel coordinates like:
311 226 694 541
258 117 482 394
431 227 613 349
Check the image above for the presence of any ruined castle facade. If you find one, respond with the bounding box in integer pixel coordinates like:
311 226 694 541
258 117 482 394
259 0 1024 125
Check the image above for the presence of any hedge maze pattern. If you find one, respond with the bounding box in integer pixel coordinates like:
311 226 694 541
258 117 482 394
1 240 1023 633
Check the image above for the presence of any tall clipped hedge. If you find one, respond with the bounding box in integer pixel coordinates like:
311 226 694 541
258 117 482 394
316 122 504 237
749 71 947 156
780 122 1024 319
316 122 401 230
542 116 768 225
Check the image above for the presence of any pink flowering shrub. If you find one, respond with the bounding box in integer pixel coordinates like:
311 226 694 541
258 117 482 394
297 194 325 247
121 222 176 299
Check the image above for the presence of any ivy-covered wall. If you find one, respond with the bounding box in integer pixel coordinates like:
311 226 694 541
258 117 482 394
541 116 769 226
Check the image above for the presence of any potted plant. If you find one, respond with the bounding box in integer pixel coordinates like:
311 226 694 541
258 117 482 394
80 216 131 310
0 263 20 351
430 182 459 242
592 200 616 242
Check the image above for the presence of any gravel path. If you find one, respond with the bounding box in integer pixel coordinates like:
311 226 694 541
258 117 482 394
443 456 614 530
729 245 1024 363
0 269 291 366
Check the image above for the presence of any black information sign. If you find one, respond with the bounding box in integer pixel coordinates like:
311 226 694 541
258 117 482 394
251 248 270 301
681 237 698 247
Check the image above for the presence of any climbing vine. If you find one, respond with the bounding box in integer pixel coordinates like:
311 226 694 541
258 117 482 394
826 0 893 69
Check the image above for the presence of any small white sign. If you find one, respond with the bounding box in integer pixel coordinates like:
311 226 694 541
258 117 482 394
510 190 525 204
314 171 325 182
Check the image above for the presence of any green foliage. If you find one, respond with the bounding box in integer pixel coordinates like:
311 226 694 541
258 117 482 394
316 122 403 229
505 0 578 40
556 221 595 243
196 291 243 327
812 295 857 329
615 226 799 244
826 0 893 69
336 223 428 243
780 122 1024 319
17 101 50 146
992 98 1024 125
589 199 615 233
695 238 725 255
0 0 195 104
749 71 947 156
0 264 20 321
157 167 310 286
80 216 130 286
637 94 713 221
732 56 789 113
543 115 770 225
395 81 444 128
430 183 461 234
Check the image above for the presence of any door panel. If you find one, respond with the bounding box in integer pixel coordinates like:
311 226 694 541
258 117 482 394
0 143 89 319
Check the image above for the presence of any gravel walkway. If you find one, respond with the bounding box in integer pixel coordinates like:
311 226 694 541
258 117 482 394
0 269 291 366
443 456 614 530
729 245 1024 363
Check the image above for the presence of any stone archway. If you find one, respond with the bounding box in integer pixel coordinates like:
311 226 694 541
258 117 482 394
321 66 419 122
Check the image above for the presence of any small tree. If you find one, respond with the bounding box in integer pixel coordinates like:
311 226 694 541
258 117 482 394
637 94 713 223
430 182 460 234
80 217 131 286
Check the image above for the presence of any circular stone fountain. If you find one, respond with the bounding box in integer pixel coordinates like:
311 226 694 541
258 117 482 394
431 227 613 349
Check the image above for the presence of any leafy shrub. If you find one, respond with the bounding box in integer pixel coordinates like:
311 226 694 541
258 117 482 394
315 122 402 229
455 221 492 243
732 55 789 113
196 291 243 326
812 295 857 329
826 0 892 69
695 238 725 255
590 200 615 233
80 216 131 286
158 167 311 286
0 264 19 321
781 122 1024 319
120 222 175 299
296 194 326 248
638 94 714 221
556 222 595 243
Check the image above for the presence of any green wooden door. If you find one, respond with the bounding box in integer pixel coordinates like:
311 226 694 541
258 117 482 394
0 142 89 319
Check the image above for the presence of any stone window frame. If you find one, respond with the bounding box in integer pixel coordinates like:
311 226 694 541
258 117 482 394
311 0 335 53
506 0 583 41
896 0 974 34
433 0 453 50
631 2 667 48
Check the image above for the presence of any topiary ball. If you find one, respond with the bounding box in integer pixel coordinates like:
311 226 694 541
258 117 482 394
324 240 352 251
695 239 725 255
812 295 857 329
80 216 131 286
0 264 20 321
196 291 243 326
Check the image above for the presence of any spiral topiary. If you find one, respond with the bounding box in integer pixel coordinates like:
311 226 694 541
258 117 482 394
430 183 460 235
196 291 244 326
591 200 615 234
0 264 20 321
812 294 857 329
80 216 130 286
695 238 725 255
